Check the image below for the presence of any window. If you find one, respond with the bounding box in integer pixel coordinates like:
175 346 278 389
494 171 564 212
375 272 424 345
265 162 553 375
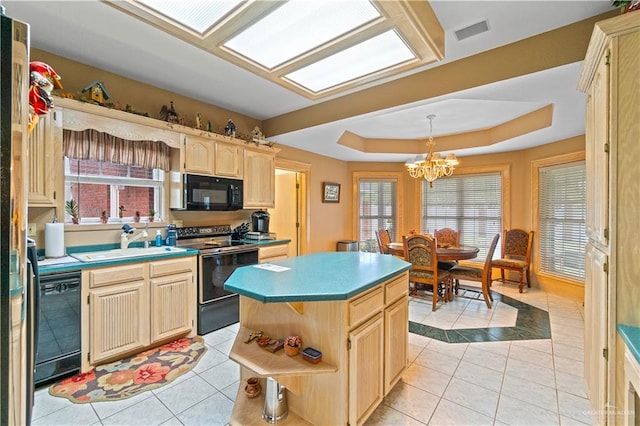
538 160 586 281
421 171 503 260
356 176 398 253
64 157 164 223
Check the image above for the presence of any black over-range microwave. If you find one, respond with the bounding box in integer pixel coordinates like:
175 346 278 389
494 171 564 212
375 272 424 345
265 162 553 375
180 174 243 211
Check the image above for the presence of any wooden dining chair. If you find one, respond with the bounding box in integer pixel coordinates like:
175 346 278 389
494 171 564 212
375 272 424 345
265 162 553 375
403 234 452 311
448 233 500 309
376 229 391 254
491 229 533 293
434 228 460 248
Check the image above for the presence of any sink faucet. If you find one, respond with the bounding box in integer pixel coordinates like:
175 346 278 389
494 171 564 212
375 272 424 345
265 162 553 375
121 224 149 249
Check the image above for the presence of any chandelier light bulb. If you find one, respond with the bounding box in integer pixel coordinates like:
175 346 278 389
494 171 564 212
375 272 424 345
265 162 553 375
405 114 458 187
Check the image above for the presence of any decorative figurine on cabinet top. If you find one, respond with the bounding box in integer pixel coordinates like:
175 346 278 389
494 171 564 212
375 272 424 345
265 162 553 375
29 61 63 132
82 80 110 105
160 101 179 123
224 119 236 137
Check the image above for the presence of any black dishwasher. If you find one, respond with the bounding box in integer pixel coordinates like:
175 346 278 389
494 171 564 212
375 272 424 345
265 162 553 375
35 271 82 386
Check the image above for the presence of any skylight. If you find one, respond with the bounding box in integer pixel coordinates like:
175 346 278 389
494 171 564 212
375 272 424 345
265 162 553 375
135 0 243 33
223 0 381 69
107 0 444 99
285 29 415 93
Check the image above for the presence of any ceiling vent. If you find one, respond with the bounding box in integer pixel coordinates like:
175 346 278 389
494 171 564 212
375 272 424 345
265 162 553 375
454 20 489 41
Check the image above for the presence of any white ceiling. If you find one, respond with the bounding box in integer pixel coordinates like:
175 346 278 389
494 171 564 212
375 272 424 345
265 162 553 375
4 0 616 162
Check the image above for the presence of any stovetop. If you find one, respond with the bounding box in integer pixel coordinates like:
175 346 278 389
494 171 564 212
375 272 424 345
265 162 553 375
175 225 257 253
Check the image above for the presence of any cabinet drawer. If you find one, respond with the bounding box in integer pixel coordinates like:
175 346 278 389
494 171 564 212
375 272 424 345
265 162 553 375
259 244 288 261
349 286 384 328
149 257 194 278
385 272 408 305
89 264 146 288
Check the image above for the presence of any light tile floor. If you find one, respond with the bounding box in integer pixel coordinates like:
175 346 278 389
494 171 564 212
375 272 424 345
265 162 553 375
32 281 595 425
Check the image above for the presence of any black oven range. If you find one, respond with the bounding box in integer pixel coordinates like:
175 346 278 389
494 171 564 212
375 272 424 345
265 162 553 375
175 225 258 335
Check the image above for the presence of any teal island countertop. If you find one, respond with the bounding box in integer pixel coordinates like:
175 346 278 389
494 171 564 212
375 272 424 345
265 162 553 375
617 324 640 364
224 251 410 303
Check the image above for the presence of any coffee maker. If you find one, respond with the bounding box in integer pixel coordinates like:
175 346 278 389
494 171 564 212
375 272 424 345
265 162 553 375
251 210 270 234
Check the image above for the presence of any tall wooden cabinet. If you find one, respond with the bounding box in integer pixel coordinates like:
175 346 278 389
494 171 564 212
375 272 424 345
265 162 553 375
28 108 62 207
578 13 640 425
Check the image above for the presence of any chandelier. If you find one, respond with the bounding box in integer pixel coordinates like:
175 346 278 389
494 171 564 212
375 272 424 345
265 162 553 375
405 114 459 187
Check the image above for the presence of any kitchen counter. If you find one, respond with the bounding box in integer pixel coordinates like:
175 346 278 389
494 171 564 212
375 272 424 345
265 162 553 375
38 246 199 274
235 238 291 246
224 251 410 302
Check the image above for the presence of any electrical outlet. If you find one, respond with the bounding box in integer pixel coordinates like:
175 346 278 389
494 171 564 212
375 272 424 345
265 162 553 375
27 223 37 237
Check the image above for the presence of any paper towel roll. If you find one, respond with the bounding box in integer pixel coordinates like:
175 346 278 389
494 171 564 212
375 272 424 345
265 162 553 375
45 223 65 258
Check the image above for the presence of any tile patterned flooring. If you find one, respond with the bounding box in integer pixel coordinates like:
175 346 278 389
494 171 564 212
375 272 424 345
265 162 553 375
32 281 595 425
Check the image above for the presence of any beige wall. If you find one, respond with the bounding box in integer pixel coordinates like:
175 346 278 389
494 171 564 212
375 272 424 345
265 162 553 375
29 49 586 301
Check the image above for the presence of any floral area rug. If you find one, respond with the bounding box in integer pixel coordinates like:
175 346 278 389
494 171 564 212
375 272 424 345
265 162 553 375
49 336 207 403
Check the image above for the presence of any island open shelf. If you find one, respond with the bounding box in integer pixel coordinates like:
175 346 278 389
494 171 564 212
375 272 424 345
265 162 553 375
229 326 337 377
225 252 411 425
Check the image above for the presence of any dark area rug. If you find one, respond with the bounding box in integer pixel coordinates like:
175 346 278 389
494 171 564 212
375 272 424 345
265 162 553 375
49 336 207 403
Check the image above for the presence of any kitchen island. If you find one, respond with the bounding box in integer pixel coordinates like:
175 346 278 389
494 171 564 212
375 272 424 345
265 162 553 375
224 252 410 425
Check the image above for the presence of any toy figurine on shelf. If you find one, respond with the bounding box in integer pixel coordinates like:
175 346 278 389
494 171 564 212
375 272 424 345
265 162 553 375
196 113 202 129
28 61 63 133
224 119 236 137
160 101 179 123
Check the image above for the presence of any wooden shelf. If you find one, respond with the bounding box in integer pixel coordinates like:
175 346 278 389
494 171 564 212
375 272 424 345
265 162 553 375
229 384 312 426
229 327 337 377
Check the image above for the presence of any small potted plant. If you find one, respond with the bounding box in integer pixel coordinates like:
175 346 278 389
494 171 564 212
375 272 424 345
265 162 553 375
284 335 301 357
134 210 141 223
65 199 80 224
100 210 108 224
118 205 125 219
148 209 156 223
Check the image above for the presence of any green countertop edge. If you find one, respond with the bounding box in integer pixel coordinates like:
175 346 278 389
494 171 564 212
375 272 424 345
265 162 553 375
38 248 199 274
617 324 640 364
235 239 291 246
225 252 411 303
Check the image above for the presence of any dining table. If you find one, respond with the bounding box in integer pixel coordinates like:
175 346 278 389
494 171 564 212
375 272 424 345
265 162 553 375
387 242 480 261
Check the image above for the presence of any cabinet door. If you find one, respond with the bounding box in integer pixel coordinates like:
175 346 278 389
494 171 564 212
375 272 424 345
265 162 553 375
244 149 275 208
258 244 289 263
584 243 608 425
585 50 610 247
28 109 62 206
89 280 149 364
349 313 384 426
184 136 214 175
384 297 408 395
150 272 193 343
214 142 243 179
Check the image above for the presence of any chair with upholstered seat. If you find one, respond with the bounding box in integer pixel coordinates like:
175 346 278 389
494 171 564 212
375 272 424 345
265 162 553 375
434 227 460 271
448 233 500 309
491 229 533 293
403 234 452 311
434 228 460 248
376 229 392 254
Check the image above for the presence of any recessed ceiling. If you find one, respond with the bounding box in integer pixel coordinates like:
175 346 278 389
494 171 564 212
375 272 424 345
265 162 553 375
107 0 445 99
3 0 616 163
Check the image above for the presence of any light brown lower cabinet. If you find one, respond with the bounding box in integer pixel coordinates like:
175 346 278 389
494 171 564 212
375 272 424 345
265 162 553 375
82 256 196 370
228 270 408 425
258 243 289 263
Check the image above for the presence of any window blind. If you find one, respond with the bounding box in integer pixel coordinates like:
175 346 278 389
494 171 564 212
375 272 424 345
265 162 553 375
421 173 502 260
538 161 586 281
358 179 397 253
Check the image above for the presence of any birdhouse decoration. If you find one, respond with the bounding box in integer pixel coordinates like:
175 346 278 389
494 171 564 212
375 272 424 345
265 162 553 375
82 80 110 105
28 61 63 133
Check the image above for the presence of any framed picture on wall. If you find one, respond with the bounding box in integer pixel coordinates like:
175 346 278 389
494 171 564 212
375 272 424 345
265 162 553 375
322 182 340 203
